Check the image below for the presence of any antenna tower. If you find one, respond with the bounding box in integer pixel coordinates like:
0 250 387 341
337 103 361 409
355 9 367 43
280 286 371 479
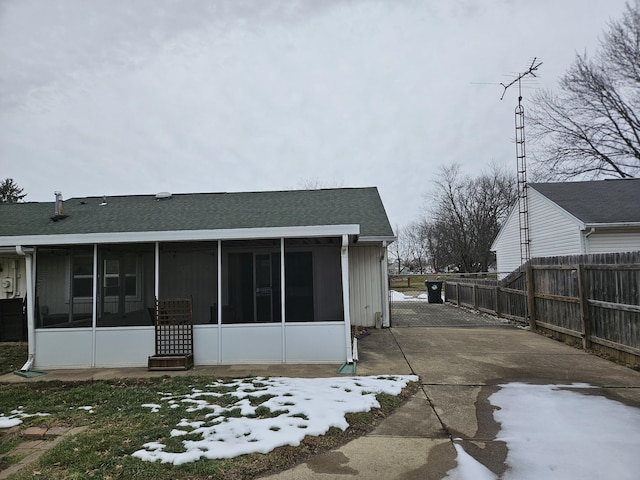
501 58 542 268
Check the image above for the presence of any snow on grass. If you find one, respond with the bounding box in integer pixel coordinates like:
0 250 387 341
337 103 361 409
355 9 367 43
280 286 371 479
0 408 50 429
132 375 417 465
445 383 640 480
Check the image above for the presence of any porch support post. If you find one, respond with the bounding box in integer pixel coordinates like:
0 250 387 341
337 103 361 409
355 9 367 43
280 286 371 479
91 244 98 367
17 246 36 371
281 237 286 362
217 240 222 364
341 235 353 363
154 242 160 300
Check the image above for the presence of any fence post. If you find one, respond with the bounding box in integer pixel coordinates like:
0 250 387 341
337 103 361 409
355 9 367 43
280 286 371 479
577 264 592 351
472 284 478 310
455 282 460 305
495 286 501 317
525 265 537 330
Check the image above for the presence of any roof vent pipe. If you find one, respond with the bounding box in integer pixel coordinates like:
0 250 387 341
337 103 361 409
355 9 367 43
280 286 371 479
54 191 63 216
51 191 68 222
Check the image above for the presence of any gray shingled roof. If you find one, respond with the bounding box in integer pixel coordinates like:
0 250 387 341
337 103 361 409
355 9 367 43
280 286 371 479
530 179 640 224
0 187 394 240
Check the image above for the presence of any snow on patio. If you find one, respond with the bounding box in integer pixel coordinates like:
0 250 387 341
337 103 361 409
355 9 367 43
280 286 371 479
445 383 640 480
131 375 418 465
389 290 429 301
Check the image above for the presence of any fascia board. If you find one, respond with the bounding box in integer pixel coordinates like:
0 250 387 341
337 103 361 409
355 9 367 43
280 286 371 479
357 235 396 244
0 224 361 247
583 222 640 229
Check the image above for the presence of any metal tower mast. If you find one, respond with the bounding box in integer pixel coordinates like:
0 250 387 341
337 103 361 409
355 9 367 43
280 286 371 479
501 58 542 268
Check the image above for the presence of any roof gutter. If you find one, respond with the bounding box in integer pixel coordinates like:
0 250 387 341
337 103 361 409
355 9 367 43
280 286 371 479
583 222 640 229
15 246 35 371
0 224 361 247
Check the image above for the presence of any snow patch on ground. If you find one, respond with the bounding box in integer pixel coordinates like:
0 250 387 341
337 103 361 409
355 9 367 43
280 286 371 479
445 383 640 480
132 375 417 465
0 408 50 429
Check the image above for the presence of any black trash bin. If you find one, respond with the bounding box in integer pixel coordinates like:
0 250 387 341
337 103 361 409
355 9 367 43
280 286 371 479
425 281 443 304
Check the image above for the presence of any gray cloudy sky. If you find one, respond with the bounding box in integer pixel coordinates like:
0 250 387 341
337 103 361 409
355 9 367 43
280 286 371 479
0 0 629 228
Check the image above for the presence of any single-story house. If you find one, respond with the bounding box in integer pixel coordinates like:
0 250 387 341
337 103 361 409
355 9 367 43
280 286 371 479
0 187 394 369
491 178 640 276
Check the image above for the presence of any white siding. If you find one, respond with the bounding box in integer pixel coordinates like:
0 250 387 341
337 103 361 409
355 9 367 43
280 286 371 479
586 229 640 254
528 188 584 257
349 245 384 327
492 208 522 276
493 188 584 277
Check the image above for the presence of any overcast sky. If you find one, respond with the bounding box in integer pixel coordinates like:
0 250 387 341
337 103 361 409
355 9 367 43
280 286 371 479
0 0 629 229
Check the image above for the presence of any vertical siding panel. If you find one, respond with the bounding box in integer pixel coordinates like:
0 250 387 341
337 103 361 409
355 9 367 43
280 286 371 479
349 246 382 327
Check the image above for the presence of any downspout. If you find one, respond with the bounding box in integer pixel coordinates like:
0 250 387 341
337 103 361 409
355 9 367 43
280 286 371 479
379 241 390 328
341 235 353 364
583 227 596 254
16 246 35 371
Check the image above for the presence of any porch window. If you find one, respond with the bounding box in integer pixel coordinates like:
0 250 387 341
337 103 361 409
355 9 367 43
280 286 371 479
35 246 94 328
96 245 154 327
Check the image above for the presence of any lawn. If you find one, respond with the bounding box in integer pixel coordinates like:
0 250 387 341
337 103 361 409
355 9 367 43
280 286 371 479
0 349 417 479
0 342 27 375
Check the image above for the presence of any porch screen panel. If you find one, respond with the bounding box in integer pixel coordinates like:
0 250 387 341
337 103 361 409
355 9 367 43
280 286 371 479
35 246 94 328
222 240 282 324
96 244 155 327
159 242 217 324
284 239 343 322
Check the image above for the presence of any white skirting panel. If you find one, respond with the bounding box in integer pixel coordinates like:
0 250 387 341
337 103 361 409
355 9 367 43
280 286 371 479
220 324 283 364
193 325 219 365
33 323 347 368
94 327 155 367
285 323 346 363
34 329 93 369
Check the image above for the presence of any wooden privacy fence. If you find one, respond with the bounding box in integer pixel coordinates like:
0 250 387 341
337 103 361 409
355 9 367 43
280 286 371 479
445 252 640 367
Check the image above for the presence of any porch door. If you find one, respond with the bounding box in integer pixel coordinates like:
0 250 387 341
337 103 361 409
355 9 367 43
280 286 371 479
100 254 136 317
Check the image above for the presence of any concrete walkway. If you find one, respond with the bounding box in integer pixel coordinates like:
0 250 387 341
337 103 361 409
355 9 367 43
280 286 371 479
262 326 640 479
2 322 640 479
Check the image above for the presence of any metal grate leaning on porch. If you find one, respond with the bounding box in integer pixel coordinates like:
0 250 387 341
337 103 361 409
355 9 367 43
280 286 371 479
148 298 194 370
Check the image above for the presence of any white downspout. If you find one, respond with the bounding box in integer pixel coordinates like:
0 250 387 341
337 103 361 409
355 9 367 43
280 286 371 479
583 227 596 254
380 241 390 328
16 246 35 371
341 235 353 364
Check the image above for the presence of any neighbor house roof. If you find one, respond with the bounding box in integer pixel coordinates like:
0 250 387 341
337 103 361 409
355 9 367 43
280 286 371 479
530 178 640 225
0 187 394 244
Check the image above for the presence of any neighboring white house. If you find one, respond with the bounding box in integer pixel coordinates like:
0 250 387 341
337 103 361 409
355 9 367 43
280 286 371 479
0 187 395 369
492 179 640 277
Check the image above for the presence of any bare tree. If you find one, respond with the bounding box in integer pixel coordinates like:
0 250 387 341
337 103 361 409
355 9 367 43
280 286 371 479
421 164 516 273
529 1 640 180
388 225 410 274
404 222 429 273
0 178 27 203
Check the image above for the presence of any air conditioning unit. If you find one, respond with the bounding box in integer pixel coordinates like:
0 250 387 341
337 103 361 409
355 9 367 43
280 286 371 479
1 277 13 293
